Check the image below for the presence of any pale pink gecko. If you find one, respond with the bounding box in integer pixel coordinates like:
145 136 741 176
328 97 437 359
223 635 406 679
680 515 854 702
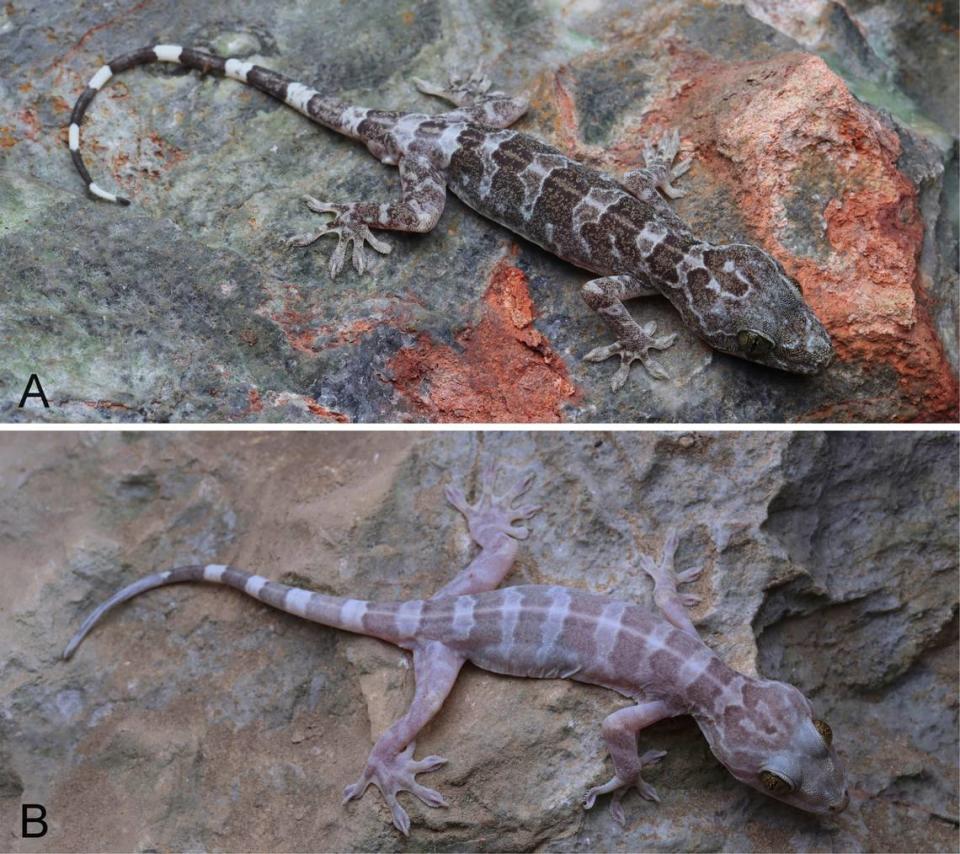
63 467 848 834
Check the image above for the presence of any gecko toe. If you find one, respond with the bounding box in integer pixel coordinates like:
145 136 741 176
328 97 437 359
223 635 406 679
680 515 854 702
583 342 622 363
387 796 411 836
637 780 661 803
410 754 448 773
640 749 668 766
609 793 627 827
409 782 448 808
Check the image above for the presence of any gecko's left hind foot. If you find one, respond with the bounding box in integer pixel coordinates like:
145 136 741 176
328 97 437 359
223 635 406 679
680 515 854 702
342 742 448 836
414 63 492 105
445 463 541 548
583 321 678 392
583 750 667 827
414 65 528 127
286 197 392 277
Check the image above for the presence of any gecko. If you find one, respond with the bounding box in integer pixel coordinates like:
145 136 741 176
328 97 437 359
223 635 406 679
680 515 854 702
63 467 848 835
67 45 835 391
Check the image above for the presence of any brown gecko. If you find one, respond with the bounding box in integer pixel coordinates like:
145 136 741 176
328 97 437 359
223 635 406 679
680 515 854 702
69 45 835 390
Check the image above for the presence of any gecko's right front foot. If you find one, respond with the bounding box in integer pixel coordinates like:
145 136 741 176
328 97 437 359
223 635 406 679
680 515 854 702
583 750 667 827
286 197 392 277
445 464 541 547
583 321 678 392
342 742 448 836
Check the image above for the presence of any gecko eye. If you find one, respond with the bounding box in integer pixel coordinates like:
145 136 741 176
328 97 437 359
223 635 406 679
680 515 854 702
760 769 795 794
813 719 833 746
737 329 775 356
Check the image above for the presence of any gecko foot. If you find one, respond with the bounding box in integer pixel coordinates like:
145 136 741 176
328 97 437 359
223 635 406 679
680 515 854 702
342 742 448 836
286 197 392 277
582 321 678 392
413 63 492 105
631 128 693 200
445 463 541 548
638 528 702 599
583 750 667 827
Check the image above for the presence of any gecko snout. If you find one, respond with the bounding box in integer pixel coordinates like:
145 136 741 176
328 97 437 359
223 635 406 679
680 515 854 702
827 790 849 813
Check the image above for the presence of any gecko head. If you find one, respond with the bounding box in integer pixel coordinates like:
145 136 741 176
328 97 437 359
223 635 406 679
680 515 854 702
683 243 834 375
706 677 848 815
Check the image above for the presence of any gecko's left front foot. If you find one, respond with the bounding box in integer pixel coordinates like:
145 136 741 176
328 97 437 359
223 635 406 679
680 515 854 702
445 464 541 548
286 197 392 277
624 128 693 200
583 321 678 392
342 742 448 836
583 749 667 827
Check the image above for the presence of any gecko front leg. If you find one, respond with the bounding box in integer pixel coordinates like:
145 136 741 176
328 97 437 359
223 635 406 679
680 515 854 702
287 154 447 277
581 275 678 391
343 640 464 835
583 700 676 826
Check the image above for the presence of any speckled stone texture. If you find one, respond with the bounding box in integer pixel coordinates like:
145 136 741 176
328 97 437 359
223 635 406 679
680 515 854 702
0 0 956 422
1 431 957 851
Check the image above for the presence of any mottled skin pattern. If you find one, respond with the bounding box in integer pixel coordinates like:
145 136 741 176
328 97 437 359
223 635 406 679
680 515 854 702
63 468 848 835
69 46 834 390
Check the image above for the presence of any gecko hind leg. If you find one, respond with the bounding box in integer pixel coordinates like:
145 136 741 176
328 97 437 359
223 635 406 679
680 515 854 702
638 528 703 639
624 128 693 200
343 641 463 835
431 464 540 600
286 199 393 276
287 155 447 278
581 274 678 392
413 65 528 127
444 462 541 547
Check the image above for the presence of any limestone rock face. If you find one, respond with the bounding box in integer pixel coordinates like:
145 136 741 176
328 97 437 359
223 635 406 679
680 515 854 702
1 0 956 422
1 432 957 851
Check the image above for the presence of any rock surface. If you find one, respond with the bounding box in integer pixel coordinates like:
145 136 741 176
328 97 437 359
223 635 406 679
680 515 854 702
2 431 957 851
0 0 956 422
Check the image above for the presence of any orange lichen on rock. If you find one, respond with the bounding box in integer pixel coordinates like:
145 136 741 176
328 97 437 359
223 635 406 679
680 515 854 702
389 260 578 422
635 49 957 419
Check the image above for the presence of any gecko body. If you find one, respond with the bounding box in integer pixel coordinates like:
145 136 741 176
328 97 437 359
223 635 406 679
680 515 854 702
68 46 834 390
64 469 848 835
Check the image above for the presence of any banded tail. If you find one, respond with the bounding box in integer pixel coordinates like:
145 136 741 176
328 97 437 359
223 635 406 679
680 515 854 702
62 564 406 659
68 44 366 204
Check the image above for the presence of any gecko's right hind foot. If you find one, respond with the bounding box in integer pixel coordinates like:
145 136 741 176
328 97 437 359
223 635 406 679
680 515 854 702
583 321 678 392
445 464 541 547
342 743 448 836
286 196 392 278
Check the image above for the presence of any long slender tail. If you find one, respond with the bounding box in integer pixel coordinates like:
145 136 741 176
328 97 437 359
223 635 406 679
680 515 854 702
68 43 366 204
62 564 403 659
